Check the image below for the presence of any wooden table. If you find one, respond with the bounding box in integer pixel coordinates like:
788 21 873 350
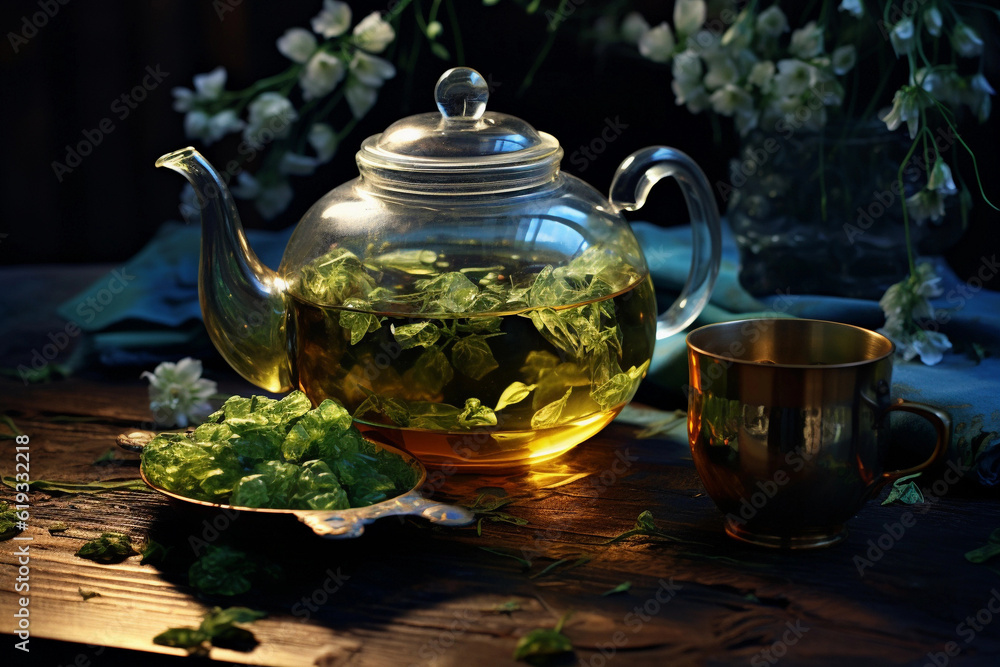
2 266 1000 666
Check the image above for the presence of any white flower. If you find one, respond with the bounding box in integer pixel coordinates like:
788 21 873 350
349 51 396 87
141 358 217 428
638 22 675 63
917 68 961 106
673 0 706 38
709 83 753 117
300 51 346 100
672 79 710 113
889 17 915 57
789 21 824 59
880 86 922 139
748 60 775 90
913 262 945 299
951 23 984 58
774 59 815 98
620 12 649 45
230 171 260 199
312 0 351 39
832 45 856 75
907 331 952 365
672 50 703 83
244 92 298 145
172 67 228 112
964 73 995 122
755 5 789 38
182 110 242 145
353 12 395 53
256 181 294 219
905 189 946 225
838 0 864 18
345 77 379 118
924 7 943 37
277 27 318 64
194 67 227 99
703 52 739 90
308 123 338 163
928 158 958 196
279 152 320 176
230 172 294 218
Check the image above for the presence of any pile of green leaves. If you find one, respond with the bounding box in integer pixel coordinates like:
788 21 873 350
140 391 418 509
295 244 650 431
76 532 137 563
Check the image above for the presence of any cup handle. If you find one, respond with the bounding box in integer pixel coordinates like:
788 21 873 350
874 401 952 492
609 146 722 340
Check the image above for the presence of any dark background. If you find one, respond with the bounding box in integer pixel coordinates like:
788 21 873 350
0 0 996 287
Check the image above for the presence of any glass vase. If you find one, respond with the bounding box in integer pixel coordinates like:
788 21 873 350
727 122 963 300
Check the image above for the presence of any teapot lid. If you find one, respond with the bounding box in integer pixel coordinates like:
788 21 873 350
357 67 562 194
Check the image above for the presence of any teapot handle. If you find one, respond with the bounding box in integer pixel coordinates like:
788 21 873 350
609 146 722 340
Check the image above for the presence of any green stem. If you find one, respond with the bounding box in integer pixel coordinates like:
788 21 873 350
898 135 923 276
445 0 465 65
517 0 570 96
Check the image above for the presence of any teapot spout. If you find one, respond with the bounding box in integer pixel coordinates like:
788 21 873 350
156 147 294 393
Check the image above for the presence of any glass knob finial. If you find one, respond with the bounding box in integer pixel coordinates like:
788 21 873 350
435 67 488 122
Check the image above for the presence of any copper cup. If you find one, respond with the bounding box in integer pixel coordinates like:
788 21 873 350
686 319 950 549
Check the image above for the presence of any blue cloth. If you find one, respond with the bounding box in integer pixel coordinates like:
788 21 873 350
632 221 1000 487
59 220 1000 485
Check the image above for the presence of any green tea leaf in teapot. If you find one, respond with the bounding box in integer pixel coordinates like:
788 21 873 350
452 334 502 380
404 348 454 395
495 382 538 412
392 321 442 349
415 272 480 313
532 362 590 411
364 249 438 276
455 314 503 334
297 248 376 305
354 392 411 427
519 350 560 383
527 308 580 358
590 361 650 411
338 298 382 345
457 398 498 428
406 401 463 430
531 389 573 429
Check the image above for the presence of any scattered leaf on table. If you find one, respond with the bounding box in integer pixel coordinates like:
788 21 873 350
79 587 101 601
2 477 151 494
881 473 925 506
93 448 117 465
480 547 532 570
601 581 632 596
530 553 591 579
76 532 137 564
153 606 266 653
48 522 69 534
0 502 24 541
491 600 522 614
966 528 1000 564
513 612 574 662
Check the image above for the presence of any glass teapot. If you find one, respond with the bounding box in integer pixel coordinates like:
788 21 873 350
157 67 721 471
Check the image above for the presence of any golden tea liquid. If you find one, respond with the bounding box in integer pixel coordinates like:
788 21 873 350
289 250 656 470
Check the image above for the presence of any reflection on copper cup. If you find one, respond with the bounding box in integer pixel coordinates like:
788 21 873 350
686 319 950 549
